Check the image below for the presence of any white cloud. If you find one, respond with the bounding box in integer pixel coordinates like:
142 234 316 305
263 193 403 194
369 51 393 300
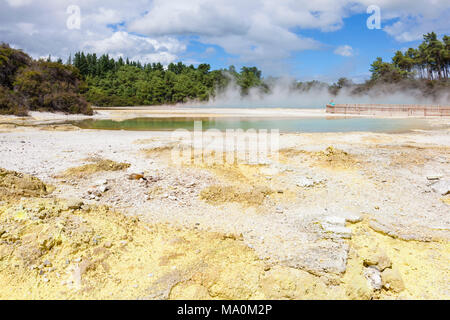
5 0 32 8
383 12 450 42
82 31 185 65
128 0 329 63
334 45 354 57
204 47 216 55
356 0 450 41
84 7 123 26
16 22 36 35
0 0 182 64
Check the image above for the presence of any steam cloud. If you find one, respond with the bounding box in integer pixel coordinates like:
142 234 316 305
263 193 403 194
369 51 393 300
203 77 450 108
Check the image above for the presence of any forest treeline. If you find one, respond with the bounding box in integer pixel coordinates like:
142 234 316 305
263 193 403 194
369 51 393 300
71 32 449 106
71 52 265 106
329 32 449 98
372 32 449 81
0 32 448 115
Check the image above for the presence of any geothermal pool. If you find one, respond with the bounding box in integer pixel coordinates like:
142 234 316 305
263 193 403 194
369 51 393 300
70 117 442 133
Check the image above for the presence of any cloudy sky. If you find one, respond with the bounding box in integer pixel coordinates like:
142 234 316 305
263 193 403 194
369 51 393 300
1 0 449 82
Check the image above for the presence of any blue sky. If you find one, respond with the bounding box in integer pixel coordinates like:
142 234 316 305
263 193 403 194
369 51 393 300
289 13 414 82
1 0 448 83
176 12 425 83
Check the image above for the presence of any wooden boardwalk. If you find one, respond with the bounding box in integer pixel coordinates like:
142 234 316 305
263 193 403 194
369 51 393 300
326 104 450 117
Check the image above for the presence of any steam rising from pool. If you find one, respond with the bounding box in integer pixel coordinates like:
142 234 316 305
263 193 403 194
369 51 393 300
202 76 450 108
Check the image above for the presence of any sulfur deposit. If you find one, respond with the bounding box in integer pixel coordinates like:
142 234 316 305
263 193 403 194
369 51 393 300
60 158 131 179
0 117 449 300
0 168 50 199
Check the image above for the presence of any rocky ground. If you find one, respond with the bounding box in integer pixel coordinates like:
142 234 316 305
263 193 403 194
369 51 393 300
0 115 449 300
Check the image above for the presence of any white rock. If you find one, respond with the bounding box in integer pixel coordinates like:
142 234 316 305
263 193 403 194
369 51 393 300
95 179 108 185
323 216 346 226
426 174 443 181
322 224 352 239
98 185 109 193
345 214 363 223
364 266 382 290
296 177 315 188
431 180 450 195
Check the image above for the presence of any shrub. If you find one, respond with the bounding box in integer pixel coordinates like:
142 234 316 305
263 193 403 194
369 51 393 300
0 85 27 116
0 44 93 115
13 60 93 115
0 43 31 89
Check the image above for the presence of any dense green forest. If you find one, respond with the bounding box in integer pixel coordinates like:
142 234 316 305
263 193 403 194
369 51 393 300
0 32 448 115
71 52 265 106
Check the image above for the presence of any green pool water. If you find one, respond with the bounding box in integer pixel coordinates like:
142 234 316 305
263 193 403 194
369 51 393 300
70 117 441 133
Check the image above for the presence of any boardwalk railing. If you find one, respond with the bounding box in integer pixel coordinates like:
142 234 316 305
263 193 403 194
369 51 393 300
326 104 450 117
